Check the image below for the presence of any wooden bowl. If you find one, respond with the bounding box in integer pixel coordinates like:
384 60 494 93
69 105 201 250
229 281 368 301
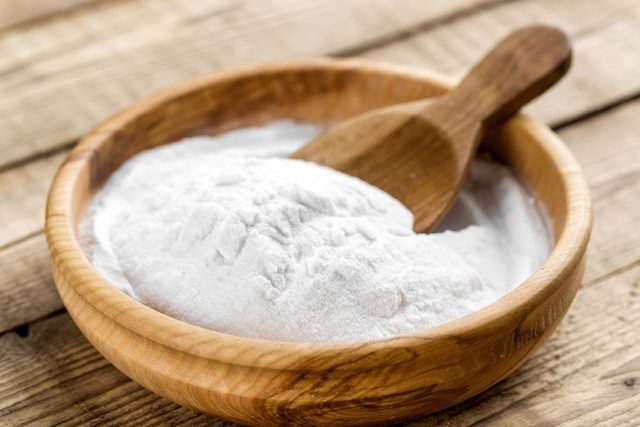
46 59 592 425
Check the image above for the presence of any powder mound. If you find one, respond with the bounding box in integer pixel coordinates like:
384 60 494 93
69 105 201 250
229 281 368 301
85 151 494 342
81 122 549 343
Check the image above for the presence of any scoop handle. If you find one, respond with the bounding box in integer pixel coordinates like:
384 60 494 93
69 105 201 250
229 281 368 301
437 25 572 126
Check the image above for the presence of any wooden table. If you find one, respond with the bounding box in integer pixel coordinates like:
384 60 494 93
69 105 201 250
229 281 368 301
1 1 638 425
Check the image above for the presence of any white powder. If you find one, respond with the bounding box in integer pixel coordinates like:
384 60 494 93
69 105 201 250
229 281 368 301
80 122 550 343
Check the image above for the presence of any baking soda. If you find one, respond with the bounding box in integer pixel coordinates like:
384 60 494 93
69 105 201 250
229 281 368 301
80 122 550 342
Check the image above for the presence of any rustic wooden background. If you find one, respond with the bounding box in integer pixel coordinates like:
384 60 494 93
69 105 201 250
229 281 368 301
0 0 639 425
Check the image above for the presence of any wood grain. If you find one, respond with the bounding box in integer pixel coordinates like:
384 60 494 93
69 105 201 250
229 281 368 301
0 0 102 31
362 0 640 126
0 313 223 426
563 101 640 285
0 152 66 248
5 0 636 173
0 0 497 170
45 60 590 425
0 234 61 334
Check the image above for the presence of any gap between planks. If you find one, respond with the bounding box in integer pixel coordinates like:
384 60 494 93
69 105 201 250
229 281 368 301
330 0 513 57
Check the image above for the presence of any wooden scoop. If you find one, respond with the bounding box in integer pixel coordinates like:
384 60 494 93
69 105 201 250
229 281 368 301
291 26 571 232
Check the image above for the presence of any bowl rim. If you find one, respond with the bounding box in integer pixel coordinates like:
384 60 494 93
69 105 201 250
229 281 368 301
46 58 592 368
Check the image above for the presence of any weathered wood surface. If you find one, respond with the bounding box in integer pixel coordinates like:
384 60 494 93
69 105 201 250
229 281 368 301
0 0 638 425
363 0 640 126
0 0 498 170
0 0 101 31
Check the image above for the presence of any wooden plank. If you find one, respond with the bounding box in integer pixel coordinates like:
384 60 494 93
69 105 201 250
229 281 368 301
0 0 497 170
0 0 102 31
362 0 640 126
0 313 220 426
559 98 640 190
584 181 640 287
1 255 638 425
0 151 65 248
557 101 640 285
0 234 61 334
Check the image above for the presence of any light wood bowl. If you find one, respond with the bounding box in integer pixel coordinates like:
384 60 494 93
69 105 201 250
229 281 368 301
46 59 592 426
